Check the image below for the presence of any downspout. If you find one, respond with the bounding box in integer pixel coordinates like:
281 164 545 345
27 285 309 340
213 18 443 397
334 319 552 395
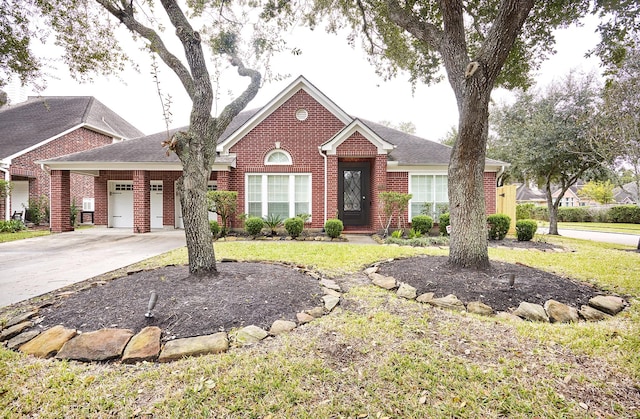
0 165 9 220
317 146 327 226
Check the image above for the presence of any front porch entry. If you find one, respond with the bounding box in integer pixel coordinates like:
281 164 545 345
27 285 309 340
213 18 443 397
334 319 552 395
338 161 370 227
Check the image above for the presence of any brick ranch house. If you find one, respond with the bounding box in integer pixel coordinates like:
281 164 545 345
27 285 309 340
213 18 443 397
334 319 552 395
0 96 143 221
41 76 507 234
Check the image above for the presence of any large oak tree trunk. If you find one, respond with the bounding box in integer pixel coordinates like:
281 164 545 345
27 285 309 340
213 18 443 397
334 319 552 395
448 85 492 268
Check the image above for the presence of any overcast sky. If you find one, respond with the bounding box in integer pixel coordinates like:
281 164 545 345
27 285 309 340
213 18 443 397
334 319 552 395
17 14 601 141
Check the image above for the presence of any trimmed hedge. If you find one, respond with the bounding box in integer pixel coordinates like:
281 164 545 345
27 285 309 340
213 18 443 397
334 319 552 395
324 218 344 238
607 205 640 224
245 216 264 237
284 217 304 238
439 213 450 236
515 219 537 241
487 213 511 240
411 215 433 235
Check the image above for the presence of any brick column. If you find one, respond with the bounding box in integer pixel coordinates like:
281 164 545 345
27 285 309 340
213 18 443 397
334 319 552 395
162 172 175 228
94 175 108 225
371 154 388 230
326 156 339 225
51 170 73 232
133 170 150 233
217 171 229 190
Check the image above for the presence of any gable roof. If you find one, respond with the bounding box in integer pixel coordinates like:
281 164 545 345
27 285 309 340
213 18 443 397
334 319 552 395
0 96 144 160
321 119 395 155
41 77 509 172
217 75 352 154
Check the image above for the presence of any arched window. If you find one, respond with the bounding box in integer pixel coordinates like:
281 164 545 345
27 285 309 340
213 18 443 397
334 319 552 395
265 149 292 165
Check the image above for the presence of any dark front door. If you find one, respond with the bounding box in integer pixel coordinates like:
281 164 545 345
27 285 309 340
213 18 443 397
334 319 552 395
338 162 370 226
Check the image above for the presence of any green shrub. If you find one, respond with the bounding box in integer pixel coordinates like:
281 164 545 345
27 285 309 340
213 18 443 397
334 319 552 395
531 205 549 221
557 207 591 222
515 219 537 241
245 217 264 237
607 205 640 224
284 217 304 238
0 219 26 233
324 218 344 238
26 195 49 225
209 220 220 237
411 214 433 234
391 229 403 239
487 213 511 240
438 213 450 236
516 203 536 220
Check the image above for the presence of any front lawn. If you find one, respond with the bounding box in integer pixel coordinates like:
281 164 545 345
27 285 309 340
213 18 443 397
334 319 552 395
0 229 50 243
1 236 638 417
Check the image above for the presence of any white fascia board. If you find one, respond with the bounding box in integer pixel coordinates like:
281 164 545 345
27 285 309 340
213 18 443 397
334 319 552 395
321 120 395 155
217 76 353 154
39 160 234 173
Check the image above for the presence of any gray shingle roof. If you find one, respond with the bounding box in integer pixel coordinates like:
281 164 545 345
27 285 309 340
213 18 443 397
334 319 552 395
0 96 144 159
44 108 259 164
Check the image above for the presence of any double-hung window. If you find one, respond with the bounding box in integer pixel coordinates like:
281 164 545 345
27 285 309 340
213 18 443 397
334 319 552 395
246 174 311 219
409 174 449 219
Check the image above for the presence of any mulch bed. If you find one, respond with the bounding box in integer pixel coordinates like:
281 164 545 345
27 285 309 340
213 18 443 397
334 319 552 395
31 239 604 339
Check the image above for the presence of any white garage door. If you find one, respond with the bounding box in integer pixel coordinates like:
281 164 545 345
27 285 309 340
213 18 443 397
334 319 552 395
10 180 29 216
151 183 163 228
109 182 133 228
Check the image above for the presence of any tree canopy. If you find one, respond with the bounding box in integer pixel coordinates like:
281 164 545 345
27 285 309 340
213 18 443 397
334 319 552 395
492 72 609 234
274 0 640 268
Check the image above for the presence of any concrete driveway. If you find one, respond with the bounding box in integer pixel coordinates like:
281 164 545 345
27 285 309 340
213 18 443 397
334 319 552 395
0 228 186 308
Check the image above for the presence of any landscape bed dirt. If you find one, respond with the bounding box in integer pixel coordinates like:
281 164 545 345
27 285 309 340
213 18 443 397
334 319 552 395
31 239 606 339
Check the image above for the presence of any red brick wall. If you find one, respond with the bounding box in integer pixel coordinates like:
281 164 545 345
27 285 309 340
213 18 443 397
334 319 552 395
228 89 345 228
50 170 72 232
133 170 150 233
484 171 497 215
94 170 182 227
10 127 113 210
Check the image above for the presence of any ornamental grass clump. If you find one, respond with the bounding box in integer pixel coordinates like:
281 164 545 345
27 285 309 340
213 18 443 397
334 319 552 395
515 219 537 241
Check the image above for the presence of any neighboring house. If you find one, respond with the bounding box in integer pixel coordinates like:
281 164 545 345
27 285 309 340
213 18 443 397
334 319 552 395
41 76 507 233
0 96 143 221
515 182 599 207
613 181 639 204
515 183 546 205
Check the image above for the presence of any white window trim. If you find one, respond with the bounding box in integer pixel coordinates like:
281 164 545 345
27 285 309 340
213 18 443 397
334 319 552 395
245 173 312 220
264 149 292 165
408 172 449 219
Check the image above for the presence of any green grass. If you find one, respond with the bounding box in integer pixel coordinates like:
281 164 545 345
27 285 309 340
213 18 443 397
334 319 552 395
0 229 50 243
1 237 639 417
538 221 640 234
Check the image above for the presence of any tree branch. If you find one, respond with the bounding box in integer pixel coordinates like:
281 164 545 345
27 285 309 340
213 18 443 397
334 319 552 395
384 0 443 50
215 55 262 133
94 0 196 99
476 0 535 85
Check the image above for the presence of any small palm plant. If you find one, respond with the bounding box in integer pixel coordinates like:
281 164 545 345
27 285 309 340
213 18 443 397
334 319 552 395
263 214 284 236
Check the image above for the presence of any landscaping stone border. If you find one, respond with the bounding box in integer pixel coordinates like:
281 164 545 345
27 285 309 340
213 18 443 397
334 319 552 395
364 261 628 323
0 269 343 364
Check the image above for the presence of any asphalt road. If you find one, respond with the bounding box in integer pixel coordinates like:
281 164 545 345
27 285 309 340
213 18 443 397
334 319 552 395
537 227 640 248
0 228 186 308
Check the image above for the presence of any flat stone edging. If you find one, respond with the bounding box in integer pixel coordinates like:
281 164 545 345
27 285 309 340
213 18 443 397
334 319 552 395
0 268 343 364
364 261 629 323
